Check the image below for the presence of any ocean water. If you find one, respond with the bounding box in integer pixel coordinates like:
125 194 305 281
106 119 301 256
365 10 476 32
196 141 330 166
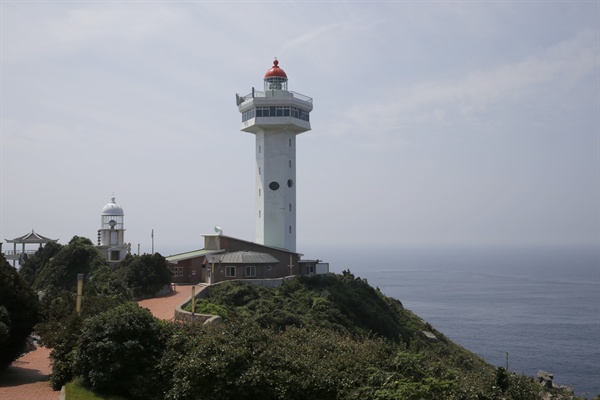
303 245 600 398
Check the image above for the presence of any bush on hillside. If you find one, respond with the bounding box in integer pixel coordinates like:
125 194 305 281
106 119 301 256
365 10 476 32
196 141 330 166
164 321 393 400
0 255 39 369
118 253 172 298
32 236 107 292
18 240 62 287
75 302 168 400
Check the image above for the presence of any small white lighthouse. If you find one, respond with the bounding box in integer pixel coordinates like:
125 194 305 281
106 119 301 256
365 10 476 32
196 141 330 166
237 59 313 252
97 196 128 263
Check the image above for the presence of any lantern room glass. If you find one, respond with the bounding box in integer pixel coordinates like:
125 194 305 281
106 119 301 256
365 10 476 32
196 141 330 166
264 76 287 91
102 215 124 230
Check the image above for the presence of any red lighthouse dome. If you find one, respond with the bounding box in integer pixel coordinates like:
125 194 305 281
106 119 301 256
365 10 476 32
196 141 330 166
264 59 287 79
264 59 288 90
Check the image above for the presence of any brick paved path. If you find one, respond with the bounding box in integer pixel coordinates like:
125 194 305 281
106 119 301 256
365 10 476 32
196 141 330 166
138 285 198 320
0 346 57 400
0 285 195 399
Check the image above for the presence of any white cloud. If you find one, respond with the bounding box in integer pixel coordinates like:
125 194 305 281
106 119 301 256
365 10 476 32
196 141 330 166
323 29 598 145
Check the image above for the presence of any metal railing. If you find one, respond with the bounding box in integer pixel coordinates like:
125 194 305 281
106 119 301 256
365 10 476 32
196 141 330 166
239 90 312 104
3 250 37 255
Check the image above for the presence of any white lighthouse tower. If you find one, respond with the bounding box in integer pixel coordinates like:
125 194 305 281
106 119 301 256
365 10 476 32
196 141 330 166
97 196 129 263
237 59 313 252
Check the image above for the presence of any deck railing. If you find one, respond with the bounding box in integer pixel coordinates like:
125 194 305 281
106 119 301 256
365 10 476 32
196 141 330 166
239 90 312 104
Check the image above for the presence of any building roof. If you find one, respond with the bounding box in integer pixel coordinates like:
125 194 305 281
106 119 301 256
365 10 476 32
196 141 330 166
264 59 287 79
101 196 124 216
202 234 302 256
6 229 58 244
218 251 279 264
166 249 224 263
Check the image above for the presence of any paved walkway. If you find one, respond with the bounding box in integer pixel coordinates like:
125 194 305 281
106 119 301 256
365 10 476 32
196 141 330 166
0 346 56 400
138 285 198 321
0 285 196 399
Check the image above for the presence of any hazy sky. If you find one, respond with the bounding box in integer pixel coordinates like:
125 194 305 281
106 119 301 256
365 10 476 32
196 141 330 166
1 1 598 258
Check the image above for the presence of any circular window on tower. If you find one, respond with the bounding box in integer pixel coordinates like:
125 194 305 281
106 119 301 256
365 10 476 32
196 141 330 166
287 179 294 188
269 181 280 190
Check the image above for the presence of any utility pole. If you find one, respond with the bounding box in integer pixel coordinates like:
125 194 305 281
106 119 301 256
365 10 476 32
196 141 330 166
76 274 84 314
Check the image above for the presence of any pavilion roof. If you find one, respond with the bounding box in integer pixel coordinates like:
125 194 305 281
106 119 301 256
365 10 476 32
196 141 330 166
5 229 59 244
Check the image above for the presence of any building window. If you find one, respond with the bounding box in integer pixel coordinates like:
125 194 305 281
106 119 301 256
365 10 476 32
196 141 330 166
225 266 236 277
289 225 292 234
307 265 315 275
289 160 292 168
110 250 120 261
259 210 261 218
258 145 261 153
259 188 261 196
245 266 256 277
289 138 292 147
289 203 292 212
269 181 280 190
173 267 183 277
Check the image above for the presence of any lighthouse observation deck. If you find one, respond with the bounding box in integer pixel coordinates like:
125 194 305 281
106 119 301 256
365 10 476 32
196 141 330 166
237 90 313 133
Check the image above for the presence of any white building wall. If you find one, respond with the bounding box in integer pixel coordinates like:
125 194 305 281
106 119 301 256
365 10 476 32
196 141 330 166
255 128 297 251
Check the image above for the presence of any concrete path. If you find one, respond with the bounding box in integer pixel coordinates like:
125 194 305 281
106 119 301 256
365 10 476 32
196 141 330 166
0 285 196 399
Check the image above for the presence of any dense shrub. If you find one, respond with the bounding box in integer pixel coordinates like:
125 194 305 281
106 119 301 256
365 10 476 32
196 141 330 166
32 236 107 292
118 253 172 298
0 255 39 369
164 321 393 400
195 273 418 341
75 302 168 399
18 240 62 287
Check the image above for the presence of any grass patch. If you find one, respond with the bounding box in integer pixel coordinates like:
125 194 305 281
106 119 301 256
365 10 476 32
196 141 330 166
65 381 129 400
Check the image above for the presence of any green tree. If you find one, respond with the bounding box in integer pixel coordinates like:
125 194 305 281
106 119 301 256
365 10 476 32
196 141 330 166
33 236 107 292
75 302 168 399
18 241 63 287
0 255 39 369
118 253 172 298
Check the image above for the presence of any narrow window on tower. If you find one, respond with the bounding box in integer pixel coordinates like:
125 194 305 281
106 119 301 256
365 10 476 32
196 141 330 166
289 203 292 211
259 145 261 153
289 160 292 168
289 138 292 147
259 189 261 196
289 225 292 234
259 210 261 218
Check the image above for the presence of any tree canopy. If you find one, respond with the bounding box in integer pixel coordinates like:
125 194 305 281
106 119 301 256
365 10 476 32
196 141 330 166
31 236 107 292
118 253 172 299
0 255 39 369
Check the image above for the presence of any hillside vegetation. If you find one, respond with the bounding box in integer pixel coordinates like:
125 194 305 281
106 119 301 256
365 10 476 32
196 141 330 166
175 272 581 400
17 255 587 400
